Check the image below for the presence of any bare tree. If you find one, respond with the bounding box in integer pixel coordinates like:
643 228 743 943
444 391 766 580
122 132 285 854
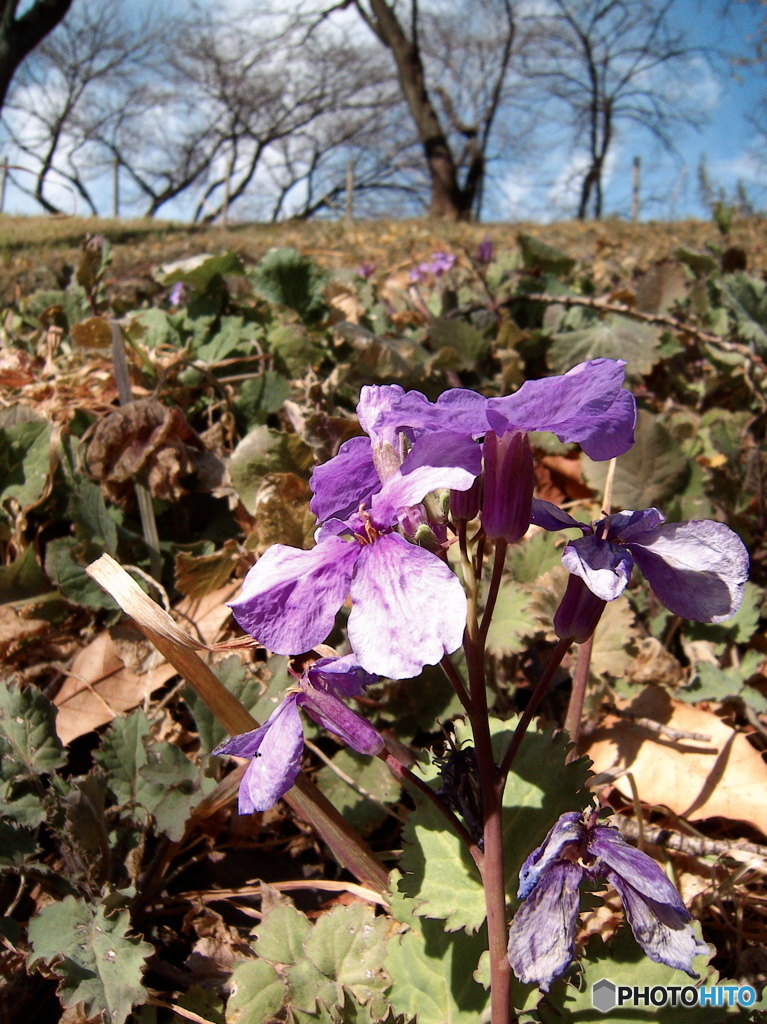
523 0 703 219
327 0 517 220
2 0 167 214
0 0 72 114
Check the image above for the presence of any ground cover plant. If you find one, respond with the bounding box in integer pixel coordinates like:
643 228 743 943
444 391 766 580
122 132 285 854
0 215 766 1023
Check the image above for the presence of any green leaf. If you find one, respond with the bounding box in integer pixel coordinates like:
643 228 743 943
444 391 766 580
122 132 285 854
0 420 52 510
251 248 326 321
549 315 660 378
162 251 245 293
67 478 118 555
508 531 563 585
385 882 489 1024
485 580 538 657
130 308 184 349
229 426 315 513
720 272 767 351
517 234 576 276
303 903 390 1008
589 596 637 680
316 749 401 835
28 894 153 1024
0 544 48 603
267 323 327 377
398 719 589 934
686 582 763 651
582 410 689 510
0 820 39 866
233 371 291 430
94 709 150 808
254 903 312 965
428 318 490 371
195 315 261 363
227 960 286 1023
0 681 66 776
45 537 119 608
140 741 211 841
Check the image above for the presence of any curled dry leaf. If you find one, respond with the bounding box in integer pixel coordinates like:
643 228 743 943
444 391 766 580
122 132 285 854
586 684 767 836
87 398 225 504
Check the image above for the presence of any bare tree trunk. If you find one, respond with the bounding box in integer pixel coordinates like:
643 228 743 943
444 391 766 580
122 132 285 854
631 155 640 222
0 0 73 113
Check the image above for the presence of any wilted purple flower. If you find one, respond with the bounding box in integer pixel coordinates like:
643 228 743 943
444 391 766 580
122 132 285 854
212 655 382 813
507 812 709 992
476 234 493 264
229 432 481 679
533 504 749 629
409 263 431 283
357 262 376 280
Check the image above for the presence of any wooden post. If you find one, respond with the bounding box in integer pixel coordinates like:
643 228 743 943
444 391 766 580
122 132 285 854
112 155 119 218
631 155 640 222
344 158 353 224
0 157 7 213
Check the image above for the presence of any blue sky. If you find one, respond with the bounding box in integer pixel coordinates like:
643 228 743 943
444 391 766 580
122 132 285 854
3 0 766 222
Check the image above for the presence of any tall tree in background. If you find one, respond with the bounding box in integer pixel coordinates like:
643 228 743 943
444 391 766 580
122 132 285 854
341 0 516 220
525 0 701 219
0 0 72 113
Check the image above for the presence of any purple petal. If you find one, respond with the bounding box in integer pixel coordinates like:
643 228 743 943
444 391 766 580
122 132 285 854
213 723 270 760
228 695 304 813
357 384 488 444
371 434 481 526
530 499 587 533
561 535 634 602
507 861 583 992
588 826 688 910
486 358 636 459
627 521 749 623
607 871 709 977
229 538 359 654
310 436 380 522
299 686 383 756
605 508 665 542
518 811 585 899
308 654 376 696
347 533 467 678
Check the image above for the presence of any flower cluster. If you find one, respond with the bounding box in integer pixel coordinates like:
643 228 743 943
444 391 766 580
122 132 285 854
508 812 709 991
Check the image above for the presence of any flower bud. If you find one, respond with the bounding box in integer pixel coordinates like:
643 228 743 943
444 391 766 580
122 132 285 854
450 475 482 522
554 574 606 643
481 429 534 543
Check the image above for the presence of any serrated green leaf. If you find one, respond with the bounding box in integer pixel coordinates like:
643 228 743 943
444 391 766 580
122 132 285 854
304 903 390 1008
255 904 312 965
720 272 767 352
28 894 153 1024
398 719 589 933
140 742 211 841
549 315 659 378
582 410 689 510
0 420 52 510
508 531 563 585
251 248 326 321
233 371 292 430
386 882 489 1024
0 820 39 866
227 960 286 1023
429 319 490 371
686 582 763 652
268 323 327 377
93 710 151 809
229 426 315 513
589 596 637 680
130 308 184 349
286 956 339 1014
0 681 66 776
485 580 538 657
316 750 401 835
195 315 261 363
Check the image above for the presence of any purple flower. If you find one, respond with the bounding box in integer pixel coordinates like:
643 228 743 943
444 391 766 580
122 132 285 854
507 812 709 992
311 360 635 527
357 262 376 280
476 234 493 264
229 432 481 679
168 282 186 307
212 655 382 813
428 251 456 277
535 504 749 627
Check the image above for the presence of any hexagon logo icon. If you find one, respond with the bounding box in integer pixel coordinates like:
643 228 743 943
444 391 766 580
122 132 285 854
592 979 617 1013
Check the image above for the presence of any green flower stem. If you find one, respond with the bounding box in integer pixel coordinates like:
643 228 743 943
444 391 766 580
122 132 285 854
497 637 572 787
382 750 484 872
